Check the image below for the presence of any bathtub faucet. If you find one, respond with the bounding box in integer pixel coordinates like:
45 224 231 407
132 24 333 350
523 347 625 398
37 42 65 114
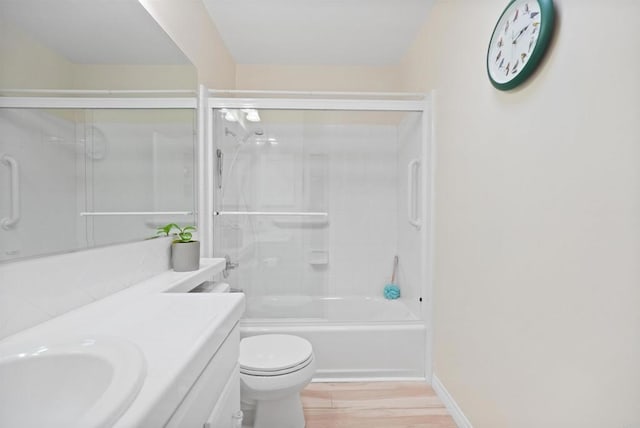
223 254 239 278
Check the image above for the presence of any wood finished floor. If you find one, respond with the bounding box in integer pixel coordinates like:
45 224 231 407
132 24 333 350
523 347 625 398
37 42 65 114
301 381 457 428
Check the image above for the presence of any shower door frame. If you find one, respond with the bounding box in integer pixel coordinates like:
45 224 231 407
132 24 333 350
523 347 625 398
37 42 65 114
202 90 435 381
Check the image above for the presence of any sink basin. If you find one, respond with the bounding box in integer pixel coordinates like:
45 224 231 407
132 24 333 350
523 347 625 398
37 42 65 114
0 337 146 428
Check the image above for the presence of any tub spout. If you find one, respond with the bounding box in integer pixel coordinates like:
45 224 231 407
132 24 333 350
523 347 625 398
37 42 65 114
223 254 239 278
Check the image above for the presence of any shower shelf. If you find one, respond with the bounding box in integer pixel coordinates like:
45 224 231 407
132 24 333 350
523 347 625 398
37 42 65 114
307 250 329 265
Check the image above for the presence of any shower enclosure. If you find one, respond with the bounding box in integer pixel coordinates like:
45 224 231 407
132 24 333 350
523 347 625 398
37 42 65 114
0 95 197 262
208 93 433 380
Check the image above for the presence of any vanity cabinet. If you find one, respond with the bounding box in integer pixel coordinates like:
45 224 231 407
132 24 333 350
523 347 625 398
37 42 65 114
166 325 242 428
204 368 241 428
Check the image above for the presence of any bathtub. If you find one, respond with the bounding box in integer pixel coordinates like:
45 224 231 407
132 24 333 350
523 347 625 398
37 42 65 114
240 296 427 381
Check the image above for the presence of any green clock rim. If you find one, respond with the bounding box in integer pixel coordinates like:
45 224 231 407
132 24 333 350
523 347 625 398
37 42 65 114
486 0 555 91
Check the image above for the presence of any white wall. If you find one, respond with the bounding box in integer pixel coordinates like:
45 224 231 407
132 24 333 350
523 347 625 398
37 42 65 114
0 237 172 340
401 1 640 427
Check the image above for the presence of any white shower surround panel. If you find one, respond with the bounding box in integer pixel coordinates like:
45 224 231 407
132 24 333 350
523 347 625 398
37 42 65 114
323 124 399 298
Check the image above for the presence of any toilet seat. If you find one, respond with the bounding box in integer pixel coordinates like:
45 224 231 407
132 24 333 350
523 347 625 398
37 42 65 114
240 334 313 376
241 354 314 376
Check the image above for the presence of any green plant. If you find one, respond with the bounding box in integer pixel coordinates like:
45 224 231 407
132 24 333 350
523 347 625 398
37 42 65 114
157 223 196 243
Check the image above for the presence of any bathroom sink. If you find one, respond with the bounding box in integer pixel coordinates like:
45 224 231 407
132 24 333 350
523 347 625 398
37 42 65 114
0 337 146 428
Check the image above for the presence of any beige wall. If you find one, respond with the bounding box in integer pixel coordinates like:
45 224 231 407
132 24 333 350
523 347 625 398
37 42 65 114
0 16 196 91
402 1 640 427
72 64 196 90
139 0 235 89
236 64 401 92
0 18 74 90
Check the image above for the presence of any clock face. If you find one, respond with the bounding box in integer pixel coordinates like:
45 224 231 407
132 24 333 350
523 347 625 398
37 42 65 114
487 0 554 90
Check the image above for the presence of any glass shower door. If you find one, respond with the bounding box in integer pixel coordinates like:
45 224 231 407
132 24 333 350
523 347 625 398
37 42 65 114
213 107 425 322
213 109 329 319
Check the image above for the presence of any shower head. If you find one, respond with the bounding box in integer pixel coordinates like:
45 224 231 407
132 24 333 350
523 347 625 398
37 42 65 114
241 128 265 143
225 126 264 144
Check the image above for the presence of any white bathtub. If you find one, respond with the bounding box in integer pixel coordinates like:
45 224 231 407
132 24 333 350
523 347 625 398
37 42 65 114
240 296 427 380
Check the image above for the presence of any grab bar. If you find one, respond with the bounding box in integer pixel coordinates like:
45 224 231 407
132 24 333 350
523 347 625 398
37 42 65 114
407 158 421 229
216 149 223 189
215 211 328 217
80 211 193 216
1 154 20 230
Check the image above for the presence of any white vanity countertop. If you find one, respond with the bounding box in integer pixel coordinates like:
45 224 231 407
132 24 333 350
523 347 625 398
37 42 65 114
0 258 245 428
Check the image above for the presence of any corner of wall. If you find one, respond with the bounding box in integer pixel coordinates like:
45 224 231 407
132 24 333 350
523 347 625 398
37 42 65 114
432 374 474 428
139 0 237 90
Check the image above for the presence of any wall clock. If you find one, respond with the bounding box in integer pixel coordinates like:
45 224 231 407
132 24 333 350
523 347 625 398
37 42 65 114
487 0 555 90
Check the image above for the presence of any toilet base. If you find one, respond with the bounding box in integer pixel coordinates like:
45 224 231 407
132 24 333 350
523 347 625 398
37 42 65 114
254 393 305 428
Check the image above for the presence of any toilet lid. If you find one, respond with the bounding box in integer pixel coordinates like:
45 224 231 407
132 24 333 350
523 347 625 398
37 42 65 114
240 354 314 376
239 334 313 372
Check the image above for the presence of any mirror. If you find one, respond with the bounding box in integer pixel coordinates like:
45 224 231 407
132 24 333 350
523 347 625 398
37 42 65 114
0 0 198 262
0 0 196 91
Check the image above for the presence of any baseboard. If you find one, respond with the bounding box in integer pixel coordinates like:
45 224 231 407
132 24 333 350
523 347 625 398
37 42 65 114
312 376 426 383
432 374 473 428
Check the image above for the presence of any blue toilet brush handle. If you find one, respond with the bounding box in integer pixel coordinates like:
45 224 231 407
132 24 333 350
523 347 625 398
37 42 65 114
391 255 398 284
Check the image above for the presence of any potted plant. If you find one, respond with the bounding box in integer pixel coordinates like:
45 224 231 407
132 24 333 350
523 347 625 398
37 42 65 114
157 223 200 272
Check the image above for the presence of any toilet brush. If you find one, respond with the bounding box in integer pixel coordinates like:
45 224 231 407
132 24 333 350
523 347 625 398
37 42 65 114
383 256 401 299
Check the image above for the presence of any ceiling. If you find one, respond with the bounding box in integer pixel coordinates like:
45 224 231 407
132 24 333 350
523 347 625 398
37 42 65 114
0 0 190 64
202 0 434 66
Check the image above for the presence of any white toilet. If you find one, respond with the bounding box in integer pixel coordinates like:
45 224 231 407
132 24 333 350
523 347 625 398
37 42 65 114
239 334 316 428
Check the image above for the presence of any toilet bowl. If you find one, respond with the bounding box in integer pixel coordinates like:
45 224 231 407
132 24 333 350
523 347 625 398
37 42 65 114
239 334 316 428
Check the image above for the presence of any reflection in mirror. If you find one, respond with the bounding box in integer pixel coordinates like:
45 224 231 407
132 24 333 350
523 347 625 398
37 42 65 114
0 0 196 91
0 0 198 262
0 107 196 262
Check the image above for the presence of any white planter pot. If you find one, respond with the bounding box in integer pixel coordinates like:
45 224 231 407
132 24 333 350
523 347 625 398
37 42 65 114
171 241 200 272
